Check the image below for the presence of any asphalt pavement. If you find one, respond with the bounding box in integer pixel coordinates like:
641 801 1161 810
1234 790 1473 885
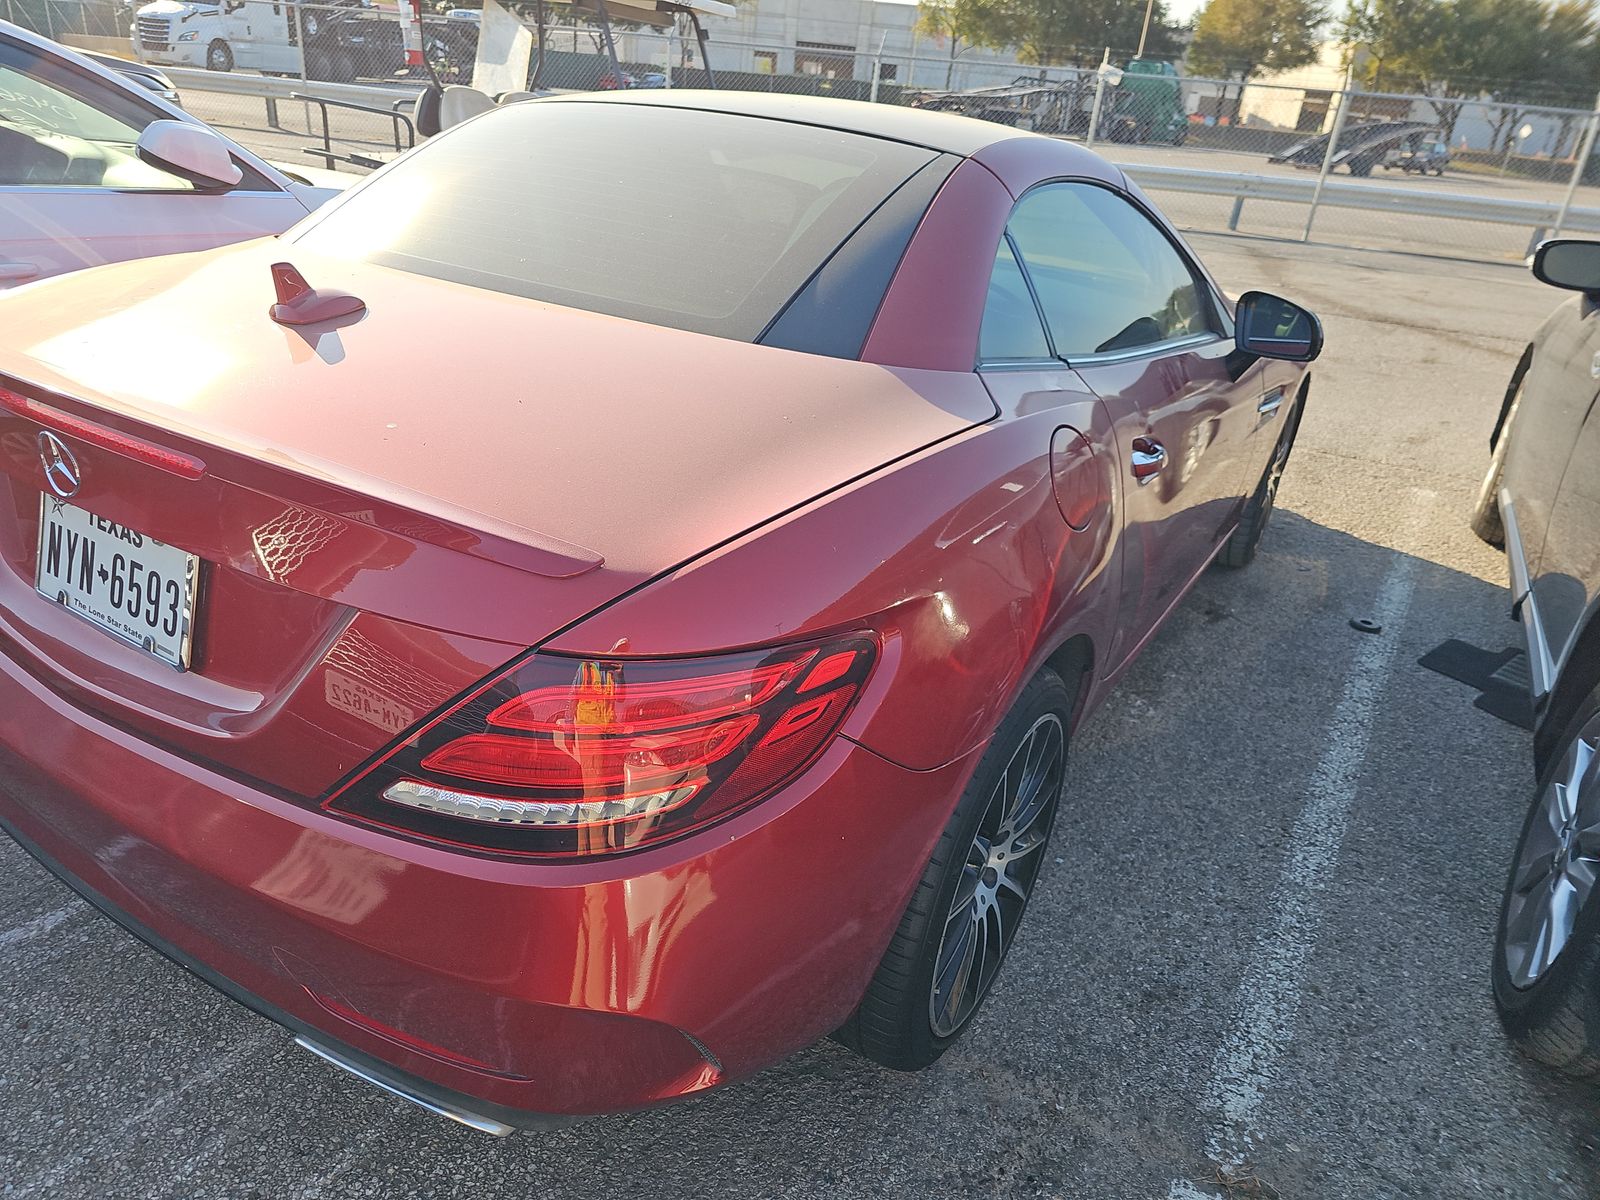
1 235 1596 1198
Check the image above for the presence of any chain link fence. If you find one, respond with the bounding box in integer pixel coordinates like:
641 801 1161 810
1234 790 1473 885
1 0 127 40
13 0 1600 261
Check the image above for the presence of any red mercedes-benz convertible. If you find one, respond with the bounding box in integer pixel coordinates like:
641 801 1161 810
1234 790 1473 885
0 91 1320 1133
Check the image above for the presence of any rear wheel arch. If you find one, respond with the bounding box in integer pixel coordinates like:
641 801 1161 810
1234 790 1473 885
835 664 1073 1068
1041 633 1095 731
1492 343 1536 452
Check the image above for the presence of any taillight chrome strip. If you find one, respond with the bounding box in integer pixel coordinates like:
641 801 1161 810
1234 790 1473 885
0 385 207 481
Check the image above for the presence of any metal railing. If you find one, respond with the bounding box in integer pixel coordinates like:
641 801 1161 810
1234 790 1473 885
1123 164 1600 248
293 91 415 169
159 64 1600 262
160 65 419 107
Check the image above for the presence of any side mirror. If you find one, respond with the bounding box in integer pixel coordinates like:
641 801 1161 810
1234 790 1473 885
136 120 242 190
1532 239 1600 295
1234 290 1323 363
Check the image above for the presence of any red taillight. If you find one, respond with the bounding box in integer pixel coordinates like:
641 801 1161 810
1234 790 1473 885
417 714 759 788
485 661 800 734
324 637 877 858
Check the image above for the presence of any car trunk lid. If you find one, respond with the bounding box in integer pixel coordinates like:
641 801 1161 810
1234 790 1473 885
0 241 994 796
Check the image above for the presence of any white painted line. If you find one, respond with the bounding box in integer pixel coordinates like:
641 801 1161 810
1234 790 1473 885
294 1127 385 1199
12 1035 270 1199
0 904 79 952
1165 498 1429 1197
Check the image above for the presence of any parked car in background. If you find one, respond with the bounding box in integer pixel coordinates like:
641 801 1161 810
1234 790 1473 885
0 91 1320 1132
1382 130 1450 176
1473 238 1600 1076
1271 120 1441 176
81 47 182 104
0 21 335 286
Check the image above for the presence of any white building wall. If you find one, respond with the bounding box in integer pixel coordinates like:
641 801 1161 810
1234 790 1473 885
615 0 1037 91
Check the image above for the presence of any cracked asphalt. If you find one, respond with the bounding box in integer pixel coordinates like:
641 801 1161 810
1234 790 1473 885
2 231 1598 1197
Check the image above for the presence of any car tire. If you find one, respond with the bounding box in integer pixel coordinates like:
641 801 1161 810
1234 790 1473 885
304 48 331 80
836 668 1070 1071
1492 680 1600 1077
1217 389 1303 569
206 39 233 72
329 50 356 83
1470 375 1522 548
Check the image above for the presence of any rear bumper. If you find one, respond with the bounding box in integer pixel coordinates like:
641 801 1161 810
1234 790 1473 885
0 811 551 1134
0 645 974 1124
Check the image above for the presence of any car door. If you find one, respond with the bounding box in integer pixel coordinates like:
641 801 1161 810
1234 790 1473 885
973 230 1125 673
1004 180 1268 661
1505 297 1600 596
0 34 310 287
1532 389 1600 670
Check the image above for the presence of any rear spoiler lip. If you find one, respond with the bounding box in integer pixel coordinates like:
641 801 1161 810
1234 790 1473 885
0 370 605 582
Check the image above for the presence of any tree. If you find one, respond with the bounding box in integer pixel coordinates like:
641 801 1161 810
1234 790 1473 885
1187 0 1326 122
1339 0 1434 89
928 0 1182 67
1189 0 1326 77
1542 1 1600 154
915 0 998 88
1349 0 1599 143
1010 0 1184 65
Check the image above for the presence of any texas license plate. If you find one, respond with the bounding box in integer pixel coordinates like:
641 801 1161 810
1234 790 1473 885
35 495 199 670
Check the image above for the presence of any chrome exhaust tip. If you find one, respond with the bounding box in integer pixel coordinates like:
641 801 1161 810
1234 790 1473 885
294 1036 518 1137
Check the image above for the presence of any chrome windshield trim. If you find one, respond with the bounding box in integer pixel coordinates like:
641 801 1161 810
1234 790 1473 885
976 357 1069 372
1063 332 1225 369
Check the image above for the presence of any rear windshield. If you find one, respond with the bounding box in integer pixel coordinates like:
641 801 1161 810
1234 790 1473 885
291 101 937 341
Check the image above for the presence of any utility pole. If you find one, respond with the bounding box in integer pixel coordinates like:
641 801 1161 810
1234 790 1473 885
1554 88 1600 238
869 30 887 103
1087 49 1122 148
1303 60 1355 242
1136 0 1155 58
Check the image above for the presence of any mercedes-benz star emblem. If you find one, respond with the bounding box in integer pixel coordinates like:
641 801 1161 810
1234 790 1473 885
37 430 80 500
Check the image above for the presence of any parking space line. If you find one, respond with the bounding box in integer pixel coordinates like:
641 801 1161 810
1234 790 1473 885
1165 497 1431 1196
0 904 80 953
295 1127 386 1199
11 1034 272 1199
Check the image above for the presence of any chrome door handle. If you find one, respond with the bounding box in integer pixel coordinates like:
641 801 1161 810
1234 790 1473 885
0 260 40 283
1258 389 1285 416
1130 438 1167 484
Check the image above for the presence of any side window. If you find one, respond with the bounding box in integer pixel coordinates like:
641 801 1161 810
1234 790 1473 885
1006 182 1215 359
0 41 193 191
979 235 1052 363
